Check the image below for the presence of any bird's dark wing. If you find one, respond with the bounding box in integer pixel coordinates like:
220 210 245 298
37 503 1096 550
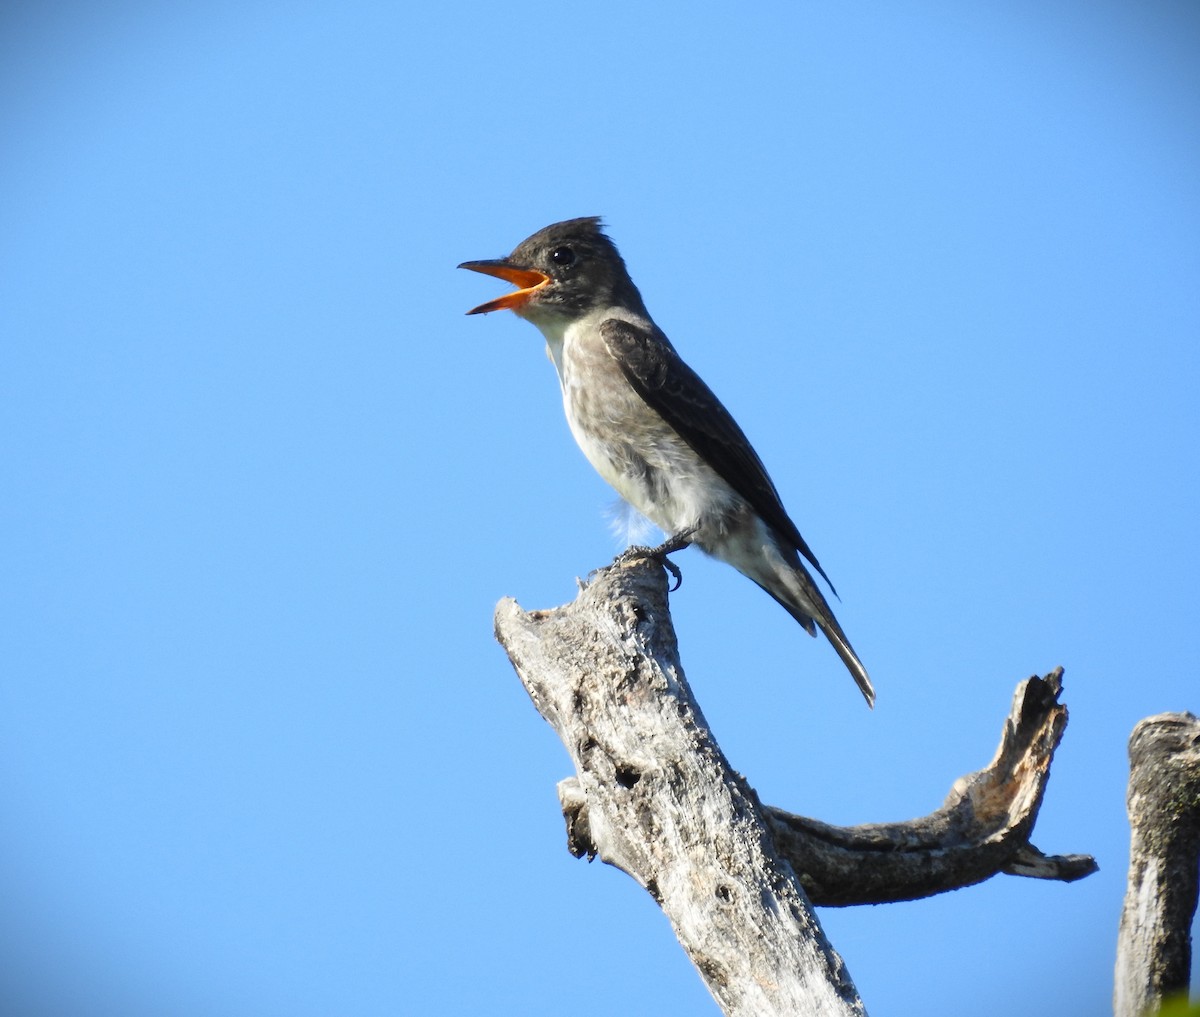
600 318 837 595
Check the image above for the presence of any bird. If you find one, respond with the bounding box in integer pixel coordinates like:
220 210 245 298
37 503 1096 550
459 217 875 707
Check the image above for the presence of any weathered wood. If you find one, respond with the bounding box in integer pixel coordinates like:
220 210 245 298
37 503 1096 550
497 555 863 1016
496 555 864 1017
769 669 1097 906
1114 712 1200 1017
494 554 1094 1016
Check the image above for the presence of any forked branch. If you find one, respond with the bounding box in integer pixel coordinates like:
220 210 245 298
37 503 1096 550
494 554 1094 1017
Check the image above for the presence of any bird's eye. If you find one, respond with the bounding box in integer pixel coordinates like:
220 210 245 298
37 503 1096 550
550 246 576 268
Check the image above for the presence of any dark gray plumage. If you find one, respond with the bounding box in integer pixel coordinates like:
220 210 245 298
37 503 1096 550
460 217 874 706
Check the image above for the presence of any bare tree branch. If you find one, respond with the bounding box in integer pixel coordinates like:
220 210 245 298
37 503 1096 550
494 554 1094 1015
1114 712 1200 1017
768 668 1097 906
496 555 864 1017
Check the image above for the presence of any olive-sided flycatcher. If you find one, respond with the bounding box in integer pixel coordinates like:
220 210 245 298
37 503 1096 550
459 217 874 706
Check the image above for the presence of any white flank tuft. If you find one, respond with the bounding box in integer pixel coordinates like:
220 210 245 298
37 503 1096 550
605 499 658 547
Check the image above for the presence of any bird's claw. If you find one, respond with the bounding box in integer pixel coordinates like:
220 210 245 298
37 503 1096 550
660 555 684 591
618 530 694 591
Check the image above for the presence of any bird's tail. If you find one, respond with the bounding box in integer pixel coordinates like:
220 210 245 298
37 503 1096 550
757 557 876 709
815 615 876 709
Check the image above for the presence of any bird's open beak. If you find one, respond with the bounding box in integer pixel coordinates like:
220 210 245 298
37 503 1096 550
457 259 550 315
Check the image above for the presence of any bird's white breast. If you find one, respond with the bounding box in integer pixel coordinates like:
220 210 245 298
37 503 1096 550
533 310 743 540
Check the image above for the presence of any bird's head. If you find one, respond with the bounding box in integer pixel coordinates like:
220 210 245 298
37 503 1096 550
458 217 646 323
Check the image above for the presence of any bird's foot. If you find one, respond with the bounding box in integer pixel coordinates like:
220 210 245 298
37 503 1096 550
618 529 696 592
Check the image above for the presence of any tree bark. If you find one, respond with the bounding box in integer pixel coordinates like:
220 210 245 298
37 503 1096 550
1114 712 1200 1017
496 555 863 1017
767 670 1096 906
494 554 1094 1016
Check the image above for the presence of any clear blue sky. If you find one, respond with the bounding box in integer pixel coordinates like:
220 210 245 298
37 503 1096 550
2 3 1198 1015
